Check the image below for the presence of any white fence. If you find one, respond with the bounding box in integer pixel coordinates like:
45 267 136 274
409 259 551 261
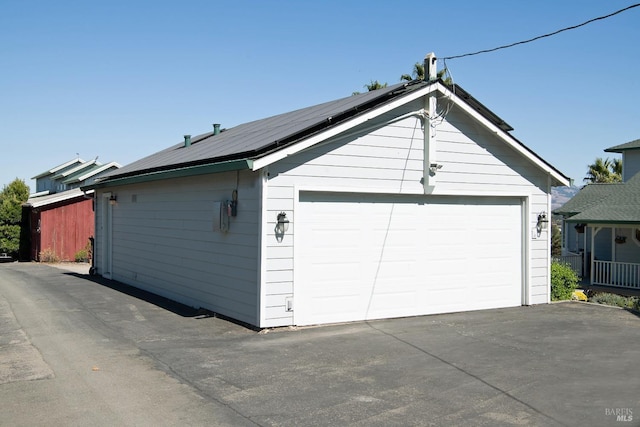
592 260 640 289
554 253 583 277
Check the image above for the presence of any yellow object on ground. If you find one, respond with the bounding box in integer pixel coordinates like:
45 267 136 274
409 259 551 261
572 290 588 301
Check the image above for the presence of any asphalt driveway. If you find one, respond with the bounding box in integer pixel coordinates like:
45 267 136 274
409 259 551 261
1 263 639 426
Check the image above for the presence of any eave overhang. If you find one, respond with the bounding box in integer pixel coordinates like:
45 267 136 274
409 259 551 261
565 218 640 225
83 159 253 191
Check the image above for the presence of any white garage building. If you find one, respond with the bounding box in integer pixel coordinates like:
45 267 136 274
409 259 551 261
86 69 569 328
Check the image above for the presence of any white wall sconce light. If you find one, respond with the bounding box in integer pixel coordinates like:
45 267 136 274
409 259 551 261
536 211 549 232
109 194 118 206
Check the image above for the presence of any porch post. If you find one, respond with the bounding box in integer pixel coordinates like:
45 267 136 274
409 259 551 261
590 226 598 285
583 227 588 278
612 227 617 263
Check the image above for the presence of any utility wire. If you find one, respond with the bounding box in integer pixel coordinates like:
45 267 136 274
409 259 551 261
443 3 640 60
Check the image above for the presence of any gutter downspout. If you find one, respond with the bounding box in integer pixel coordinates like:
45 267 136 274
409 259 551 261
82 188 97 275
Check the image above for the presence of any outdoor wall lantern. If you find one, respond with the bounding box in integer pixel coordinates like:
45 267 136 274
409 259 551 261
276 212 290 234
537 211 549 232
109 194 118 206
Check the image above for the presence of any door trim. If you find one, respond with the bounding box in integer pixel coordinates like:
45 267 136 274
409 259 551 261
101 192 113 279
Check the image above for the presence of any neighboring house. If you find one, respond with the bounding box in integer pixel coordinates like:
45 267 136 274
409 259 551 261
31 157 121 195
23 158 121 261
32 158 85 194
85 62 569 328
554 139 640 290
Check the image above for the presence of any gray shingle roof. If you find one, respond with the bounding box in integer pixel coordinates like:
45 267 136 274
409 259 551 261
553 182 622 216
563 172 640 224
605 138 640 153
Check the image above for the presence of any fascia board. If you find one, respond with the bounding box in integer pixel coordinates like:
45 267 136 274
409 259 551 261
565 219 640 225
84 159 253 190
251 84 438 171
439 85 571 187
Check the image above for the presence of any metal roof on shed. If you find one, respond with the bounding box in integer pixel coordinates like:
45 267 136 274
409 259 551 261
24 188 93 209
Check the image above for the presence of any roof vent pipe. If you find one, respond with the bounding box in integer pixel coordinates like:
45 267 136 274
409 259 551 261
213 123 221 135
184 134 191 147
424 52 437 82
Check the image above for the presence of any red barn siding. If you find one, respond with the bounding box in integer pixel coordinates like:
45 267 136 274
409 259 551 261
36 198 94 261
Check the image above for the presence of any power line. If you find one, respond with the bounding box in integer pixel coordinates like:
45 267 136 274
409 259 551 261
443 3 640 60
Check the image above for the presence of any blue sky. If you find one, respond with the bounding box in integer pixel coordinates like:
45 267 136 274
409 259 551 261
2 0 639 191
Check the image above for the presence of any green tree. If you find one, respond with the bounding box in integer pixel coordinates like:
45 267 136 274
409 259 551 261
551 223 562 257
400 62 452 85
353 80 388 95
364 80 387 91
612 157 623 177
354 60 451 95
0 178 29 257
584 157 622 183
400 62 426 81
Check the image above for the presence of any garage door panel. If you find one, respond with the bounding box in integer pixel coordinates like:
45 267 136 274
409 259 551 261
296 194 523 326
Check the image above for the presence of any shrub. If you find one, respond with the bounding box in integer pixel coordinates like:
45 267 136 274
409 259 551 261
74 249 89 263
0 224 20 256
551 260 579 301
588 292 639 309
39 248 60 263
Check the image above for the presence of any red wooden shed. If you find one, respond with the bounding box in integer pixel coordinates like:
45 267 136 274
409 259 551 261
24 189 94 261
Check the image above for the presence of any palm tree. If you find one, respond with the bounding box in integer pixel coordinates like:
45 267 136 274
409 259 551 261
400 62 452 85
352 80 388 95
612 158 623 178
364 80 387 91
354 60 452 95
400 62 425 81
584 157 622 183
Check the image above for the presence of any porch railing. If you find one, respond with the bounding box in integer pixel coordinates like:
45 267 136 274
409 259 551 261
554 253 583 277
592 260 640 289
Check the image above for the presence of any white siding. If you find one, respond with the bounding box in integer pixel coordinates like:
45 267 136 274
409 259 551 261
623 150 640 182
263 98 552 326
95 170 261 325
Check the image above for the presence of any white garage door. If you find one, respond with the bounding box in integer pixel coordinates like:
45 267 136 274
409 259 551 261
295 192 523 326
